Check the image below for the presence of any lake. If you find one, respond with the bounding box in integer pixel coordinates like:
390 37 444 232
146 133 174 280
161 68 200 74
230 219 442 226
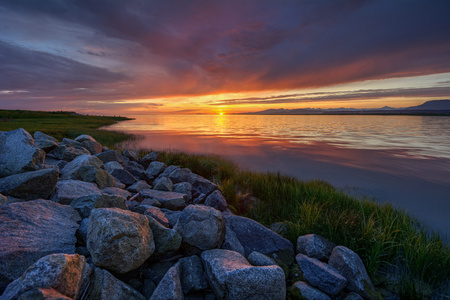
106 114 450 238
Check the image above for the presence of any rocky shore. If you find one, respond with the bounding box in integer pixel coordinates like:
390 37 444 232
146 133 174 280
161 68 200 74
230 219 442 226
0 128 378 299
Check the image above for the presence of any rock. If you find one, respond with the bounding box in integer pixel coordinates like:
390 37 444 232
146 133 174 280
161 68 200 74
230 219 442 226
146 161 166 177
127 180 152 193
153 177 173 192
344 292 365 300
328 246 377 300
0 194 6 207
50 144 91 162
140 151 159 168
157 165 179 179
76 218 89 245
16 287 72 299
269 222 289 236
102 186 131 199
94 150 124 164
142 279 157 299
74 134 96 143
0 200 80 291
297 234 336 261
168 168 193 184
224 215 295 266
124 161 146 179
174 205 225 252
201 249 286 300
221 225 245 257
0 169 59 200
123 149 141 162
291 281 331 300
248 251 278 267
144 206 170 227
33 131 58 152
89 268 145 300
61 138 84 148
146 216 182 256
75 165 115 189
173 182 192 202
144 261 177 285
110 169 137 186
296 253 347 295
138 189 187 210
81 140 103 155
70 194 127 218
60 154 103 179
50 180 101 205
178 255 208 294
188 174 217 198
149 266 183 300
87 208 155 273
0 128 45 178
204 190 227 211
1 254 86 300
161 209 181 228
103 161 123 173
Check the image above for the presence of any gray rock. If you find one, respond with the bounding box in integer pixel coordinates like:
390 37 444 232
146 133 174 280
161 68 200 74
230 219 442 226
1 254 86 300
81 140 103 155
0 194 6 207
87 208 155 273
142 279 157 299
61 138 83 148
0 200 81 291
139 189 186 210
110 169 137 186
124 161 146 179
296 253 347 295
77 165 116 189
328 246 377 300
204 190 227 211
33 131 58 152
297 234 336 261
188 174 217 198
127 180 152 193
168 168 193 184
224 215 295 266
51 143 91 162
103 161 123 173
74 134 96 143
150 266 183 300
344 292 365 300
153 177 173 192
15 287 72 299
173 182 192 202
0 169 59 200
144 206 170 227
201 249 286 300
157 165 179 179
221 226 245 256
70 194 127 218
123 149 141 162
144 261 177 285
60 154 103 179
140 151 159 168
146 161 166 177
178 256 208 294
102 186 131 199
146 216 182 256
94 150 124 164
161 209 181 228
248 251 278 267
174 205 225 252
76 218 89 245
291 281 331 300
50 180 101 205
0 128 45 178
89 267 145 300
269 222 289 236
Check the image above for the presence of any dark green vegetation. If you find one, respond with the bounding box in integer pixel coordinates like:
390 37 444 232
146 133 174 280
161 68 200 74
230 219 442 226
1 110 448 298
0 110 138 146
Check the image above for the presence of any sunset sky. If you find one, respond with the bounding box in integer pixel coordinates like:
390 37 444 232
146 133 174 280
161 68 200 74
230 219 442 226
1 0 450 114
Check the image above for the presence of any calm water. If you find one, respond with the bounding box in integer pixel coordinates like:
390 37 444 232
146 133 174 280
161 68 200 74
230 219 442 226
107 114 450 237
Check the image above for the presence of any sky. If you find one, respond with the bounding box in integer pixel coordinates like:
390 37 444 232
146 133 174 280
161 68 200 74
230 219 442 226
1 0 450 115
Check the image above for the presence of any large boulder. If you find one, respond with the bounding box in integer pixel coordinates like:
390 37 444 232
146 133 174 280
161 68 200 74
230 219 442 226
328 246 377 300
60 154 103 180
178 255 208 294
144 206 170 227
291 281 331 300
201 249 286 300
110 169 137 186
221 225 245 256
50 180 101 205
102 186 131 199
174 205 225 252
80 140 103 155
94 150 124 164
138 189 187 210
0 169 59 200
0 200 81 291
33 131 58 152
224 215 295 266
153 177 173 192
1 254 86 300
0 128 45 178
87 208 155 273
103 161 123 173
168 167 193 184
146 216 182 256
89 268 145 300
149 266 183 300
146 161 166 177
50 143 91 162
140 151 159 168
188 174 217 198
123 149 141 162
297 234 336 261
204 190 228 211
70 194 127 218
296 253 347 296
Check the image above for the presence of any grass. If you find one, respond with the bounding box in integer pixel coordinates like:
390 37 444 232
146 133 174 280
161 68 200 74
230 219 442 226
1 110 449 298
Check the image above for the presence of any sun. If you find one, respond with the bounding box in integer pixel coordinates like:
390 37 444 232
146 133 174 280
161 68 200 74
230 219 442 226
219 112 223 115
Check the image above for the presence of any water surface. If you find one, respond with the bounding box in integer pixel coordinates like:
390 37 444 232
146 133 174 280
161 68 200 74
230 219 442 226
107 114 450 237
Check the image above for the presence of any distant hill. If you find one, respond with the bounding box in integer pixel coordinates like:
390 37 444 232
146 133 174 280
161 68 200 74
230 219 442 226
242 100 450 115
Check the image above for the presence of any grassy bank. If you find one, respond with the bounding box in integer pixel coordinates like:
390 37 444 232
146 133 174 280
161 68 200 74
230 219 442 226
1 110 448 298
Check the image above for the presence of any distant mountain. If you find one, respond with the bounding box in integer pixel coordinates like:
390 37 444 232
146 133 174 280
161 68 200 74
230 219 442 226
242 100 450 115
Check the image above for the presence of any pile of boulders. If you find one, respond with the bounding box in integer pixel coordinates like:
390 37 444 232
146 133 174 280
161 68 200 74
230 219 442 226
0 128 378 299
